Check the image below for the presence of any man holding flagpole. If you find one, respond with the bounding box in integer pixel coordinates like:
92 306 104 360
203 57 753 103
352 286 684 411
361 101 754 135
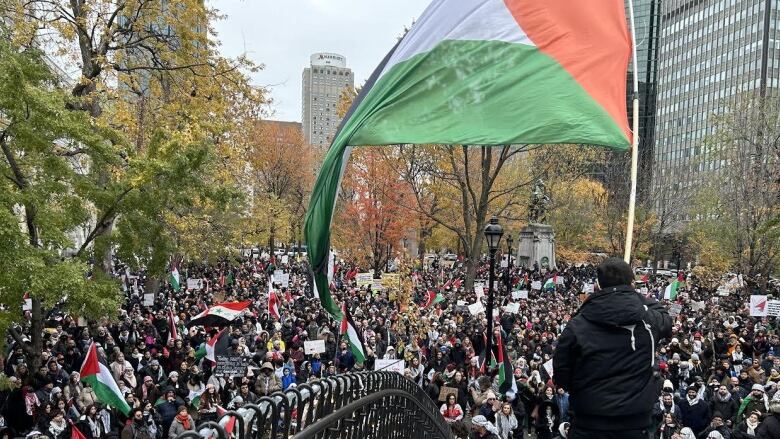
553 258 672 439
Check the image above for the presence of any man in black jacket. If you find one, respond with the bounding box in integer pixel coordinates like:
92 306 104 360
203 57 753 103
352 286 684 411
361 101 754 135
553 258 673 439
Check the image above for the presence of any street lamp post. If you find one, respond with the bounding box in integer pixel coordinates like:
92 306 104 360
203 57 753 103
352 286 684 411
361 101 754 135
505 234 514 296
483 216 504 369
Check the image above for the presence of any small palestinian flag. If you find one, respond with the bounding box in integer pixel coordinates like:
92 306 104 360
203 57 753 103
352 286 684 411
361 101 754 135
664 280 681 301
497 331 518 399
169 262 181 293
339 303 366 364
80 342 131 415
543 277 555 291
422 291 445 309
205 328 229 363
188 388 205 409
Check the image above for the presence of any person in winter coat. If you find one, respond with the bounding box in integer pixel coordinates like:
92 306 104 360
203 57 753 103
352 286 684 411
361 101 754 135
656 412 681 439
679 386 711 436
121 408 153 439
553 258 673 439
755 401 780 439
737 385 769 424
711 385 740 428
533 387 560 439
167 406 194 439
553 422 570 439
470 415 500 439
732 411 761 439
699 412 733 439
494 402 518 439
255 362 282 396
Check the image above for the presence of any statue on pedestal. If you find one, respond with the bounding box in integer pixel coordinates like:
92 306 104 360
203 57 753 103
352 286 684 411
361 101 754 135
528 179 550 224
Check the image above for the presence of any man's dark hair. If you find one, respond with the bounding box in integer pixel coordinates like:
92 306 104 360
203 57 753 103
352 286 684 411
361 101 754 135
597 258 634 288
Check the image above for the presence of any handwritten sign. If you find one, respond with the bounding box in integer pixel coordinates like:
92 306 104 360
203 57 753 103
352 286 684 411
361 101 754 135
374 359 405 374
531 281 542 291
468 302 486 316
512 290 529 300
356 273 373 287
214 355 249 377
304 340 326 354
438 386 460 402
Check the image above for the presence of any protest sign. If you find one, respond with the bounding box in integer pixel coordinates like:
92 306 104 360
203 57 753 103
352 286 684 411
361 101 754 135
214 355 249 377
767 300 780 317
281 255 289 265
374 359 405 374
304 340 326 354
439 386 460 402
504 303 520 314
186 278 203 290
371 279 383 292
691 301 705 312
512 290 529 300
531 281 542 291
468 302 486 316
143 293 155 307
543 359 554 378
456 300 467 306
500 255 509 268
669 303 683 317
556 276 565 285
582 284 594 294
356 273 373 287
474 284 484 299
382 273 400 288
751 295 769 317
274 273 290 288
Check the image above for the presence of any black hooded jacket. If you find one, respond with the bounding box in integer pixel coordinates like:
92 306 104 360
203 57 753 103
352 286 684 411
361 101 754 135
553 285 673 431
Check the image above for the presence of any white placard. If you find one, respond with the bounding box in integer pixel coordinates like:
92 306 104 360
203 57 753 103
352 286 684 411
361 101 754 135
556 276 565 285
143 293 155 306
691 301 705 312
504 303 520 314
186 278 203 290
273 273 290 288
468 302 486 316
768 300 780 317
356 273 373 287
274 269 284 279
512 290 529 300
531 281 542 291
500 255 509 268
281 255 289 265
474 284 484 299
456 300 467 306
304 340 326 354
669 303 682 317
543 359 554 378
751 295 769 317
374 359 405 374
582 284 595 294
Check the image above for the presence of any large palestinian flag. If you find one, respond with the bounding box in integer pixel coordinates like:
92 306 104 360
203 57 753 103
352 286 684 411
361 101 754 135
305 0 632 319
80 342 131 415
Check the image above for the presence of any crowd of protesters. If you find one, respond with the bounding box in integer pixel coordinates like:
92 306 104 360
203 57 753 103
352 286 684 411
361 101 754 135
0 250 779 439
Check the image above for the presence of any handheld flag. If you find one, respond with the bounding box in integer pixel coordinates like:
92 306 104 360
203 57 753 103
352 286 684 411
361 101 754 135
79 342 131 416
167 308 178 343
269 281 281 321
497 331 518 399
205 328 229 363
70 420 87 439
186 301 252 328
664 280 681 301
339 304 366 364
305 0 632 319
422 291 445 309
169 262 181 293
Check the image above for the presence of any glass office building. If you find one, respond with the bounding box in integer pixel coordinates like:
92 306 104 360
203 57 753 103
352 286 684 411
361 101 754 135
652 0 780 219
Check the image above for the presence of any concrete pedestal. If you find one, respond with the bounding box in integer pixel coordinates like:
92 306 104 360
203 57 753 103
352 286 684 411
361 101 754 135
517 223 556 270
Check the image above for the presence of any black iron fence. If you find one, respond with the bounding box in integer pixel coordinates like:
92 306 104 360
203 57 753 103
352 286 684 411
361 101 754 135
175 371 453 439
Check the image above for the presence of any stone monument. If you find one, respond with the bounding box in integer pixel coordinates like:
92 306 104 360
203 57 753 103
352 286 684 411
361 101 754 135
517 179 556 270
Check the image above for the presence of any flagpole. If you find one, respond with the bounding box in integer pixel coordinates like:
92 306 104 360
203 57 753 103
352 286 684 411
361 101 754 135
624 0 641 264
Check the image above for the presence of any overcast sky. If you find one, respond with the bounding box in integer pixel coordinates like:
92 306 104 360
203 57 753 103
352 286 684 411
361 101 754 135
211 0 424 122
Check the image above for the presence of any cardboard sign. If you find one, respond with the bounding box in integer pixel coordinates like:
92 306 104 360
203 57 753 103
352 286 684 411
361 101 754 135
504 303 520 314
543 359 554 378
143 293 155 307
356 273 373 287
468 302 486 316
768 300 780 317
751 295 769 317
304 340 326 354
512 290 529 300
531 281 542 291
214 355 249 377
374 359 405 374
186 278 203 290
669 303 683 317
438 386 460 402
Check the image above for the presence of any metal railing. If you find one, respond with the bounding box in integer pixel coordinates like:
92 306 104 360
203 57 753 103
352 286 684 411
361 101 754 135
175 371 453 439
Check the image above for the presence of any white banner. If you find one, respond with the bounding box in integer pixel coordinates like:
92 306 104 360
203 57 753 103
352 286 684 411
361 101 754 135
374 359 405 374
468 302 486 316
304 340 326 354
751 295 768 317
691 301 705 312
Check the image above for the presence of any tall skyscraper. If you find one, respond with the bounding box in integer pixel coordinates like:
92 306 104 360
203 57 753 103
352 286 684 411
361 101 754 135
652 0 780 219
302 53 355 147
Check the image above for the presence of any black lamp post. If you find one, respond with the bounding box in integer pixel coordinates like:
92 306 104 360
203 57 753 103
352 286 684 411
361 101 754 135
505 234 514 295
483 216 504 368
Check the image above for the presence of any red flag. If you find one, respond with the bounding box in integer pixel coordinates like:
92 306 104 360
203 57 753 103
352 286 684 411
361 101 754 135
269 291 281 320
70 421 87 439
678 271 685 282
641 274 649 283
453 279 463 289
216 405 236 435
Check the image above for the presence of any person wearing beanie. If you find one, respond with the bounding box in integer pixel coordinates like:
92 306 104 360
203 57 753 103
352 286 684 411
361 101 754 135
736 384 769 424
699 412 731 439
679 386 711 436
553 258 673 439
